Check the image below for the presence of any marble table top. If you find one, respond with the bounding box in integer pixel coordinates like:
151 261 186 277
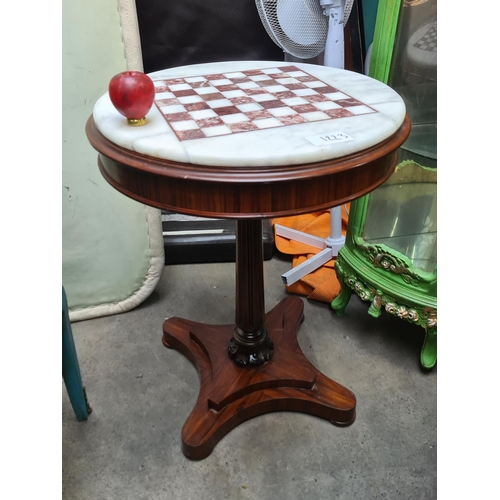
93 61 406 167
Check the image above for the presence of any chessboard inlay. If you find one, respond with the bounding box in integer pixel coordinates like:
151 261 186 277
153 65 378 141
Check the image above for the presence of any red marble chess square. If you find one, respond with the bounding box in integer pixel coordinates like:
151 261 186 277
228 77 251 84
257 79 278 87
217 84 241 92
212 106 242 116
335 98 363 107
246 110 274 120
297 75 318 82
205 73 226 80
156 98 180 106
229 96 255 105
274 91 298 99
163 78 186 86
245 88 268 95
324 108 354 118
196 117 225 128
278 65 300 72
191 82 211 90
167 112 192 122
154 84 169 93
279 114 308 125
284 83 308 90
175 129 206 141
303 94 331 103
313 85 339 94
267 72 288 79
201 92 226 101
229 122 260 133
260 100 288 109
290 104 318 113
172 89 197 97
242 69 265 76
184 102 210 111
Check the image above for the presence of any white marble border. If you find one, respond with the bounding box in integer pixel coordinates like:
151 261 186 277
94 61 406 167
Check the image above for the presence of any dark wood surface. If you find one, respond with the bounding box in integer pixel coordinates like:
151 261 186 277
86 115 411 219
235 220 265 335
86 111 410 459
163 296 356 460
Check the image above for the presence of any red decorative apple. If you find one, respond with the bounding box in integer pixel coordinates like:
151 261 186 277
108 71 155 126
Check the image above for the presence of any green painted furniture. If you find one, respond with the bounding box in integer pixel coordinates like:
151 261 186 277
332 161 437 368
332 0 437 369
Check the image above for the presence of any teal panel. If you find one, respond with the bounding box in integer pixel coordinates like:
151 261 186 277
361 0 380 52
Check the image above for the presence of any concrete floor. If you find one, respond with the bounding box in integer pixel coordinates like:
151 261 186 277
62 251 437 500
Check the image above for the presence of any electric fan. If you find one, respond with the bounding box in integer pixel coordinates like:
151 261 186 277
255 0 354 286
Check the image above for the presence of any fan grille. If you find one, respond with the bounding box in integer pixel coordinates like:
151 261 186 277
255 0 328 59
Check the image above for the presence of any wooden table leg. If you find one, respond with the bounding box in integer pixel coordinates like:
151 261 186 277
229 219 274 366
163 219 356 460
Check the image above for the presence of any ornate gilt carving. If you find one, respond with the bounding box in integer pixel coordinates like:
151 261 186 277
423 308 437 330
336 259 436 330
360 244 421 285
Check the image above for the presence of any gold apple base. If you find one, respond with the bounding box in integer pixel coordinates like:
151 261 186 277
127 117 147 126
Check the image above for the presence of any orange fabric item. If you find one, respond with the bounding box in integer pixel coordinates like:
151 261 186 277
273 206 349 304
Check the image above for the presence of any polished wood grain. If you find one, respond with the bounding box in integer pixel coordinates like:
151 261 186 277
163 296 356 460
229 220 274 367
86 115 411 219
86 111 410 460
235 220 265 336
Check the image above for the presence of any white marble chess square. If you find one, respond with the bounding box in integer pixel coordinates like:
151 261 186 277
251 93 275 102
236 103 264 112
207 99 233 108
304 81 327 88
178 95 204 104
237 81 260 89
292 88 318 96
185 76 207 83
195 86 220 95
301 111 331 121
275 78 299 85
171 120 200 131
281 97 309 106
261 68 283 74
254 118 284 129
159 104 187 114
201 125 232 137
312 101 342 111
223 72 247 78
169 83 192 91
221 90 247 98
263 85 288 93
324 91 349 101
210 79 233 86
220 113 250 124
268 107 297 117
249 74 270 81
189 109 218 120
155 91 176 100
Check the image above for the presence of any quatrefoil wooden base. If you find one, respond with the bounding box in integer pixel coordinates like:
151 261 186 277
162 296 356 460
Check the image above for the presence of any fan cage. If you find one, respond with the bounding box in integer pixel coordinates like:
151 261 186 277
255 0 329 59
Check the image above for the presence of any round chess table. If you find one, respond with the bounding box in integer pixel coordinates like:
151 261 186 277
86 61 410 460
